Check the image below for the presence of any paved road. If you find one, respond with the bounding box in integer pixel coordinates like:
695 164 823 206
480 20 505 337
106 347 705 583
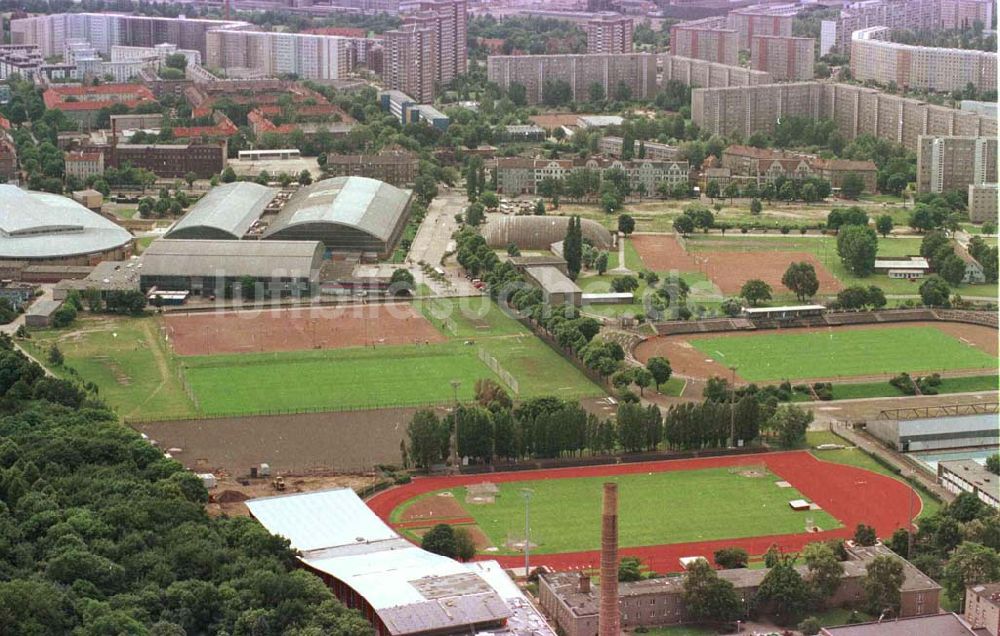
3 285 56 375
407 188 480 297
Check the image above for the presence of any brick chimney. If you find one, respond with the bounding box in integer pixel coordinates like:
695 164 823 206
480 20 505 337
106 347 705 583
598 482 619 636
578 571 590 594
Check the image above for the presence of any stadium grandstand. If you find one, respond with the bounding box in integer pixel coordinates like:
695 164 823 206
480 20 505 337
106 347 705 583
262 176 413 259
164 182 277 240
0 185 133 265
246 488 555 636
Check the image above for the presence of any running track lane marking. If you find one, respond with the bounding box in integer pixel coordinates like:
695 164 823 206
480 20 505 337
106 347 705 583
366 450 917 573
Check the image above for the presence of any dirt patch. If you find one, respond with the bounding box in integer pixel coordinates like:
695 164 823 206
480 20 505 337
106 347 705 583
164 303 446 356
401 492 470 522
631 234 840 295
135 405 450 475
698 251 841 295
631 234 698 271
528 113 600 128
634 321 998 382
635 335 734 381
205 472 373 517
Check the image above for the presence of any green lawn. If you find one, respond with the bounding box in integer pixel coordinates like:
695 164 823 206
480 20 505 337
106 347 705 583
430 467 840 554
830 374 999 400
691 326 996 382
182 343 493 413
27 299 604 419
22 317 197 419
179 300 604 414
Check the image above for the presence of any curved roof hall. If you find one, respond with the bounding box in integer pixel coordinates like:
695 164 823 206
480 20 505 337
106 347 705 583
262 176 411 243
165 182 277 240
0 185 133 259
483 215 613 250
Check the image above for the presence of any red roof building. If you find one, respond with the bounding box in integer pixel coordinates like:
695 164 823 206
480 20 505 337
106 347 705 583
43 84 157 125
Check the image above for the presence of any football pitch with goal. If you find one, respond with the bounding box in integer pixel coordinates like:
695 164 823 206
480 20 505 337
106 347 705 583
431 467 840 554
690 326 997 382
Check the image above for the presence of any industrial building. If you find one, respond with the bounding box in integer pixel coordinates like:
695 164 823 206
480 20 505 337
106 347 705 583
866 413 998 453
139 239 324 298
0 185 134 265
246 488 555 636
938 460 999 509
165 182 278 240
821 613 978 636
25 299 63 328
262 176 414 259
541 543 941 636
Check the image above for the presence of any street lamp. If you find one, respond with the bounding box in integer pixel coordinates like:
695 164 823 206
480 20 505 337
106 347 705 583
450 380 461 469
729 365 739 448
521 488 533 576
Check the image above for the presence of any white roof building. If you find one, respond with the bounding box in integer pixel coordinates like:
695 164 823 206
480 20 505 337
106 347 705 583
246 488 556 636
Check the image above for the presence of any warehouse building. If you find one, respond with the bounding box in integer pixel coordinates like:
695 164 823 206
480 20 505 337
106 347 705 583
522 266 582 307
246 488 555 636
866 413 998 453
938 460 999 509
165 182 278 240
139 239 323 298
262 176 413 259
0 185 134 265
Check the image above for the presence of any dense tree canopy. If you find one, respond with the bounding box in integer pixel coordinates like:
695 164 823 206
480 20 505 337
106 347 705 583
0 335 372 635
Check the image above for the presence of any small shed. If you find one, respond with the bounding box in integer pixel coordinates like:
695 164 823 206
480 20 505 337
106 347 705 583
25 299 63 328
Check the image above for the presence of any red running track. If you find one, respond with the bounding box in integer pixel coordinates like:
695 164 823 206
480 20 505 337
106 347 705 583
366 451 918 573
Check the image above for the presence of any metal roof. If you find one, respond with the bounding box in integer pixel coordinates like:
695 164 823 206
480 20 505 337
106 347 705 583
140 239 323 279
897 413 997 438
821 613 976 636
744 304 825 314
26 299 62 317
263 177 412 243
875 257 929 269
165 182 277 240
525 265 581 294
245 487 399 551
0 185 133 259
246 488 517 636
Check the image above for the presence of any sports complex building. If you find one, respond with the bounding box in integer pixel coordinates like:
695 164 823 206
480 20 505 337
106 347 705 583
165 176 414 259
0 184 134 265
246 488 555 636
139 239 324 298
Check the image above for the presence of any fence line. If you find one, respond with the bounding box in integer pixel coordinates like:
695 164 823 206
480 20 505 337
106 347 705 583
123 399 452 426
478 347 520 395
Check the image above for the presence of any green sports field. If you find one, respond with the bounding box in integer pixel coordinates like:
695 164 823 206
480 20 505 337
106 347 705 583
691 326 997 382
27 298 605 418
415 467 839 554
